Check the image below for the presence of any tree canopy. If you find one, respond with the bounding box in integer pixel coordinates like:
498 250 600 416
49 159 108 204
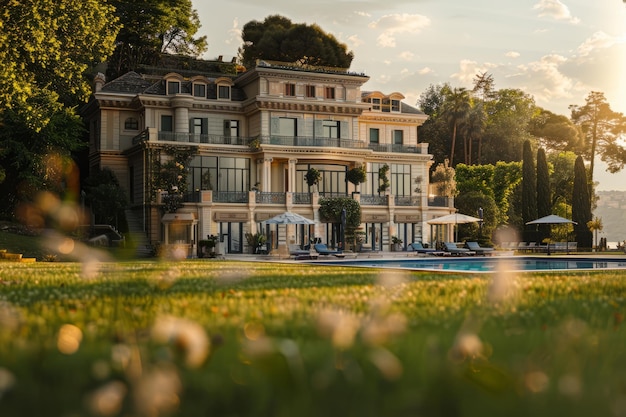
239 15 354 69
569 91 626 187
0 0 119 131
106 0 207 79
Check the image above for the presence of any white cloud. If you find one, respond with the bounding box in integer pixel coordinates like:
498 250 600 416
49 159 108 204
451 60 496 85
377 33 396 48
369 13 430 48
516 54 578 102
576 31 625 57
532 0 580 24
355 11 371 18
225 18 241 45
400 68 411 76
399 51 415 61
418 67 434 75
505 51 521 58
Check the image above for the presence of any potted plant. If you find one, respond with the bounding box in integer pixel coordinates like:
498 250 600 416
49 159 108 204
377 164 390 194
245 232 267 254
305 167 321 190
391 236 403 251
198 234 219 257
346 165 367 194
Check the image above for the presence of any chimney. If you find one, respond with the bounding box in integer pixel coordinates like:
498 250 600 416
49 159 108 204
94 73 106 92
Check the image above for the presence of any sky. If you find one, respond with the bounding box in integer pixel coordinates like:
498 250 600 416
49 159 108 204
192 0 626 191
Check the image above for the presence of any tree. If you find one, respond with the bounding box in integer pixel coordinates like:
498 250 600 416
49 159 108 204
0 108 87 217
240 15 354 70
536 148 551 242
547 151 577 208
521 140 537 242
106 0 207 78
480 89 535 164
417 83 453 165
431 160 456 197
569 91 626 191
442 87 471 166
529 108 583 153
572 155 593 249
0 0 119 131
460 102 486 165
84 168 128 227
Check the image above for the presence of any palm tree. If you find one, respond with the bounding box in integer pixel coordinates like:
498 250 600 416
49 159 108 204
587 217 603 251
460 102 486 165
443 88 471 165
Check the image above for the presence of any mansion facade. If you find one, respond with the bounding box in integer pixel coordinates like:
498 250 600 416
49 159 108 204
81 58 454 256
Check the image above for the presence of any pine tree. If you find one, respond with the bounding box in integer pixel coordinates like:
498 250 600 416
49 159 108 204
572 156 593 249
536 148 551 242
521 140 537 242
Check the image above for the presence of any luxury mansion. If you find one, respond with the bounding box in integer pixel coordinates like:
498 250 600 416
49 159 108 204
81 57 454 256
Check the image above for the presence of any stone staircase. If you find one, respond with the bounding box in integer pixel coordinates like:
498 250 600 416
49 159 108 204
125 210 153 258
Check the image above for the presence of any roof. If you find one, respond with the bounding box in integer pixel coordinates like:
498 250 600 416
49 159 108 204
100 72 154 94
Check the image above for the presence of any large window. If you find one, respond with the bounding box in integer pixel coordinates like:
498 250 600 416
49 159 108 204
306 85 316 98
393 130 404 145
161 115 173 132
325 87 335 99
188 156 250 193
219 157 250 192
369 128 379 144
285 83 296 96
296 164 347 195
192 118 207 135
223 120 239 138
321 120 340 138
273 117 297 137
391 164 411 196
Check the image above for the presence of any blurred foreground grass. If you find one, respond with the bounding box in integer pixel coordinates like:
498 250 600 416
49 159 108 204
0 260 625 417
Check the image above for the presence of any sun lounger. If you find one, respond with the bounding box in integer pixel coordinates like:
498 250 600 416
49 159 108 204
409 242 444 256
443 242 475 256
465 241 495 256
314 244 345 258
289 244 318 260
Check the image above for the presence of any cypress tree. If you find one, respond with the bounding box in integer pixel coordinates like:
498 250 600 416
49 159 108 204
536 148 551 242
572 155 593 249
521 140 537 242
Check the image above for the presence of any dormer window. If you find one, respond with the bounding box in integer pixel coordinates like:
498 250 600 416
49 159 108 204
391 99 400 112
218 85 230 100
167 81 180 95
372 98 381 111
193 83 206 98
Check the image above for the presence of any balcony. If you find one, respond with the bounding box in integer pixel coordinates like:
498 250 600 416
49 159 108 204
133 129 429 155
360 194 387 206
255 192 286 204
395 196 422 206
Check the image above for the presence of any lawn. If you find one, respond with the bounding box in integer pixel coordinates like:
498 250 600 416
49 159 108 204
0 259 625 416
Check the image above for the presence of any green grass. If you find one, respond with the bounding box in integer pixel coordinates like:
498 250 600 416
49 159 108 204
1 260 626 416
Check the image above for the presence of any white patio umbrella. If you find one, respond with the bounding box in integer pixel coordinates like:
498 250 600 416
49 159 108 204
427 213 481 242
265 212 315 225
525 214 576 225
264 212 315 255
526 214 576 254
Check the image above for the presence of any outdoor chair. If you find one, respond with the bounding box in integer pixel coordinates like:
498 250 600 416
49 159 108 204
443 242 475 256
465 241 495 256
314 244 345 258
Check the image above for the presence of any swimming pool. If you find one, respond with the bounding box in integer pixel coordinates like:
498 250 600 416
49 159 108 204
314 256 626 273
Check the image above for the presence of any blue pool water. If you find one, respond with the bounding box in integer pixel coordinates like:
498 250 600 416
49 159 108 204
315 256 626 273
